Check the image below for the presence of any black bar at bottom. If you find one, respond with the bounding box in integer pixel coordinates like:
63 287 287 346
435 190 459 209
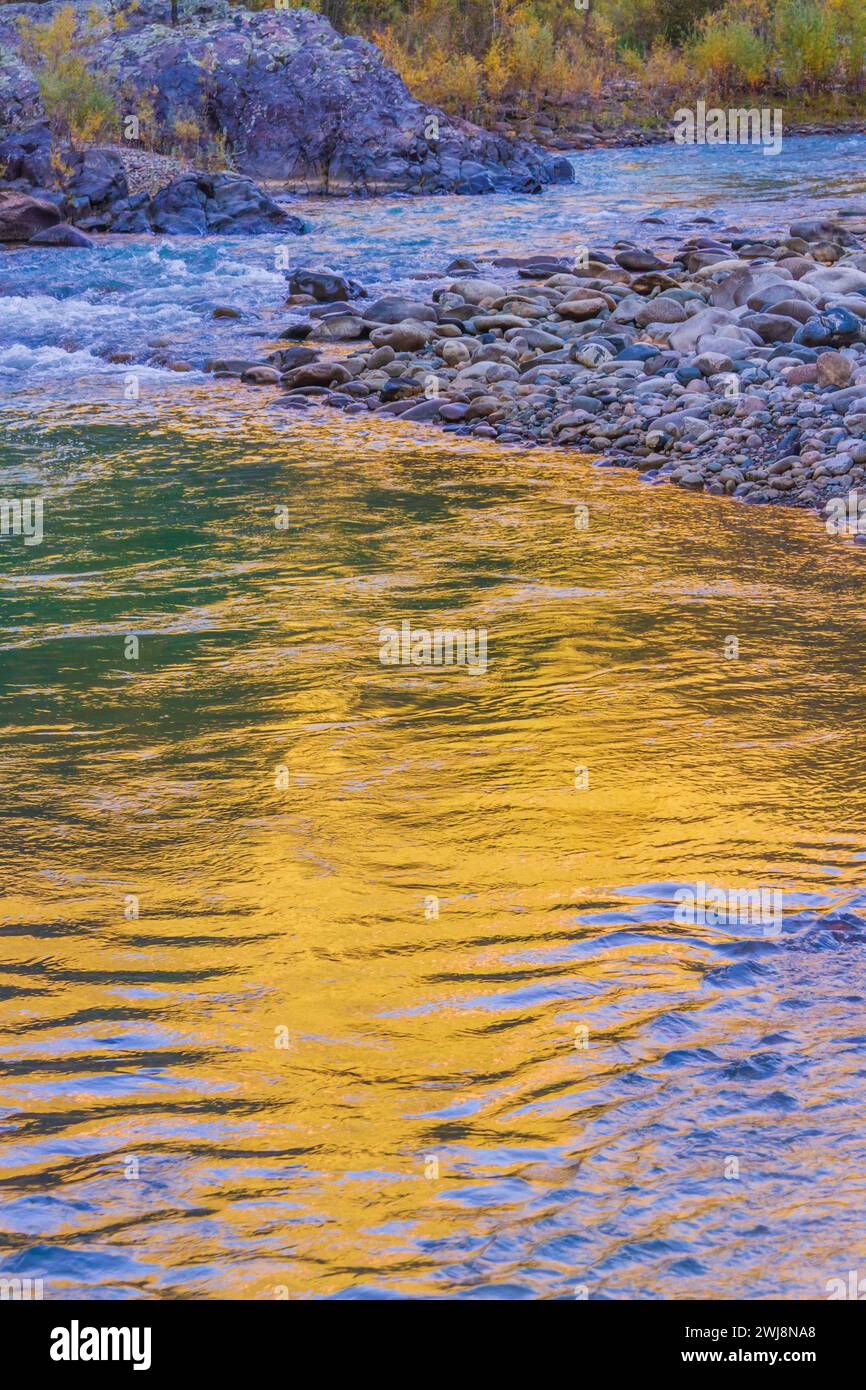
3 1296 857 1376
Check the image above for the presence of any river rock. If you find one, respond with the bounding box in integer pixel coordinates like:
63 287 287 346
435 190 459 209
634 297 687 326
241 365 280 384
270 345 319 370
668 308 737 352
558 296 609 321
29 221 93 247
399 400 443 421
615 248 667 272
369 321 434 351
784 363 819 384
757 298 815 324
740 312 800 343
694 351 734 375
281 361 352 388
802 266 866 297
364 296 437 324
318 314 367 341
817 351 854 387
448 278 504 304
288 268 365 302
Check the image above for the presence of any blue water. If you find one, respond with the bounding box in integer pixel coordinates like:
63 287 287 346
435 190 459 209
2 133 865 387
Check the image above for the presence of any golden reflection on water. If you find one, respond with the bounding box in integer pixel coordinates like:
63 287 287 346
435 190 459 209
1 382 866 1298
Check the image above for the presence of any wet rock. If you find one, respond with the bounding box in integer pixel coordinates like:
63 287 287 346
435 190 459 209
287 268 365 302
279 321 314 340
380 377 420 402
269 345 319 371
790 217 850 244
398 400 443 421
242 365 281 385
281 361 352 388
207 357 265 375
29 222 93 247
796 309 866 347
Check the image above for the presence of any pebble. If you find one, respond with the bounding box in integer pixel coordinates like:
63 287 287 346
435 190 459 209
217 214 866 528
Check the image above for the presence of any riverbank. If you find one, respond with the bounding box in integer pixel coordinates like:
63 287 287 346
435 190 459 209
469 90 866 156
221 212 866 531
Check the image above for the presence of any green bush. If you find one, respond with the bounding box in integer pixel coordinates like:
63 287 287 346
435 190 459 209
17 4 119 143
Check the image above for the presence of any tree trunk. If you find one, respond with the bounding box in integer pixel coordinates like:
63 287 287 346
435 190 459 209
171 0 178 25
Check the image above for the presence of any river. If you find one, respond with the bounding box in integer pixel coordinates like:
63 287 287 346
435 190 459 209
1 134 865 1299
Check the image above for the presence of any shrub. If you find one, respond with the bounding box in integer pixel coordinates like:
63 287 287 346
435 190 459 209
16 4 119 144
774 0 837 89
689 16 769 90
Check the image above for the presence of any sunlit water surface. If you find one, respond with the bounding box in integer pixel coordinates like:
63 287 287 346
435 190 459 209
1 135 866 1299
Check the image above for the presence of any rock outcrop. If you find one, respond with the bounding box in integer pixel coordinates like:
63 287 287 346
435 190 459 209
0 0 574 197
0 124 307 236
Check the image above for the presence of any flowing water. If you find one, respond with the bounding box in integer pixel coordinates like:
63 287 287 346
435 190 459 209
1 135 866 1299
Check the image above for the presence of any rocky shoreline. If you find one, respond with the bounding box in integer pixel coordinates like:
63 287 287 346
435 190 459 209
218 216 866 530
489 86 866 156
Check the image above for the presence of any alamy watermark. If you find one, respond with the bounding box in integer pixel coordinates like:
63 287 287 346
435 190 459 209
0 496 43 545
826 1269 866 1299
50 1321 152 1371
674 882 782 934
379 620 488 675
825 490 866 536
673 101 783 156
0 1275 43 1299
